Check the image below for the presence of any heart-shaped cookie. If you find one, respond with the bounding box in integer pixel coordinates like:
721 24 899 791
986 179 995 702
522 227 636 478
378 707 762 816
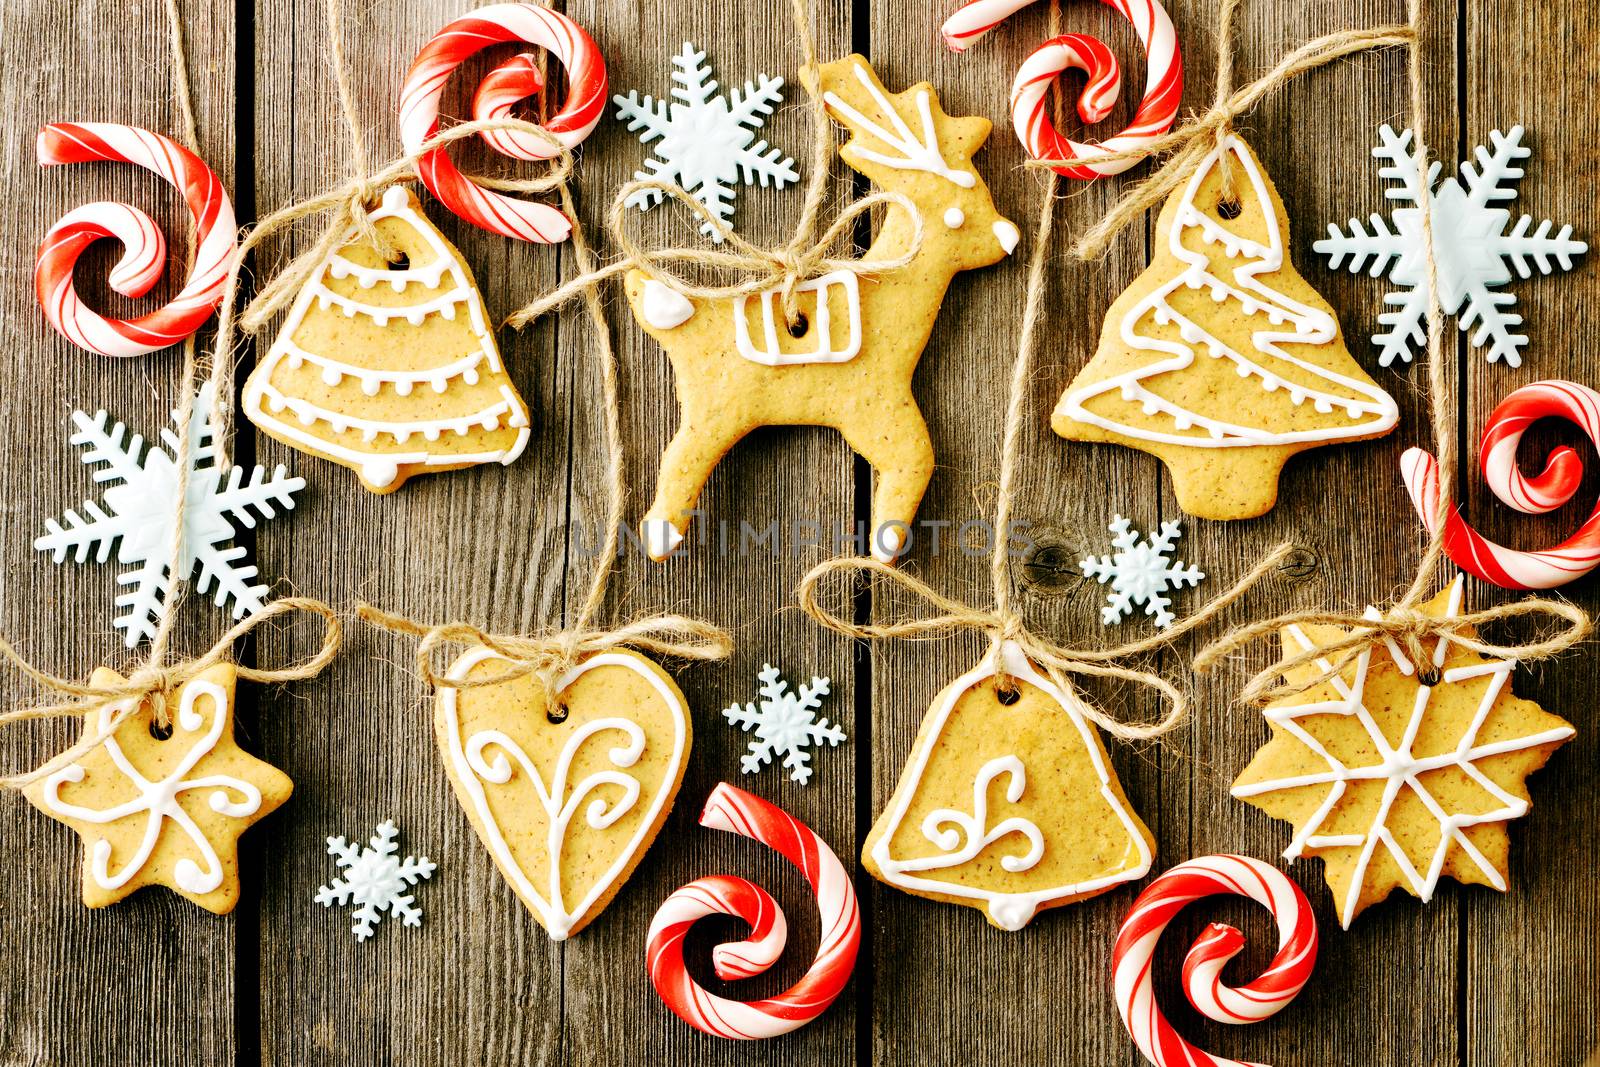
436 646 692 940
863 639 1154 930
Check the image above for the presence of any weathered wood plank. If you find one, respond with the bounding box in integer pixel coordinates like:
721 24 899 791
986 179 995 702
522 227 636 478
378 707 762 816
249 2 566 1062
0 2 240 1065
559 3 858 1065
1464 2 1600 1064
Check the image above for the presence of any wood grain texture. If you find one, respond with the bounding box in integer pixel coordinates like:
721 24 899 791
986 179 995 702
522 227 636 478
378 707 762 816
0 0 1596 1065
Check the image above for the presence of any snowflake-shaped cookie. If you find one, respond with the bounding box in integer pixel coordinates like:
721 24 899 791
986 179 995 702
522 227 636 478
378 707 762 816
723 664 845 785
1080 516 1205 629
1232 579 1574 928
315 820 436 941
613 41 800 242
35 383 304 647
1315 125 1586 368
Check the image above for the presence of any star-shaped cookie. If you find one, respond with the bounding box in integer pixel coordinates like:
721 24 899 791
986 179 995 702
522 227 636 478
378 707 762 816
1231 577 1574 927
24 662 292 913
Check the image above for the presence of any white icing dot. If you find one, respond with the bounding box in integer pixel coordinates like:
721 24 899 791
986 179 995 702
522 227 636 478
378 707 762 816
321 367 343 387
641 279 695 330
424 428 441 442
431 377 448 394
464 369 480 385
396 381 414 397
406 310 426 327
361 460 400 489
1315 399 1334 414
992 220 1020 255
361 379 381 397
943 206 965 228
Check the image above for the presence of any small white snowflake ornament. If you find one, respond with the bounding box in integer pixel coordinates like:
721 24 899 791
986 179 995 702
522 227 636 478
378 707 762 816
723 664 845 785
1316 124 1586 368
1081 515 1205 629
35 384 304 647
613 42 800 242
315 819 436 942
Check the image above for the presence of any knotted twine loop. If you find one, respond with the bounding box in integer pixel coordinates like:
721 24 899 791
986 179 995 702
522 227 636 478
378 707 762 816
1192 0 1592 704
0 599 344 790
503 0 927 333
356 605 732 708
1024 20 1416 261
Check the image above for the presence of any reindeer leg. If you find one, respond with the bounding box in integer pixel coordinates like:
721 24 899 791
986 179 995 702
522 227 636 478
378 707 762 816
642 413 749 561
839 398 935 564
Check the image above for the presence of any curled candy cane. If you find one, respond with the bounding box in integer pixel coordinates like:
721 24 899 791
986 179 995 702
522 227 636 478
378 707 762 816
646 783 860 1040
35 123 236 358
398 4 607 243
1113 855 1318 1067
941 0 1184 178
1403 379 1600 590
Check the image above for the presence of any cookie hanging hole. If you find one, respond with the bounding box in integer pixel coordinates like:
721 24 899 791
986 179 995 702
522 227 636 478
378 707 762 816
388 251 410 270
995 684 1021 706
546 702 569 725
148 718 174 741
1216 198 1243 220
1417 667 1442 687
786 311 809 338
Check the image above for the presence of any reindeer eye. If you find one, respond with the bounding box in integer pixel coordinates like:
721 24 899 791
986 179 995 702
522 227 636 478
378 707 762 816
943 206 966 229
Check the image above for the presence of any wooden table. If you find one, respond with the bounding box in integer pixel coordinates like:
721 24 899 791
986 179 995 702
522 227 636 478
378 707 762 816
2 1 1595 1064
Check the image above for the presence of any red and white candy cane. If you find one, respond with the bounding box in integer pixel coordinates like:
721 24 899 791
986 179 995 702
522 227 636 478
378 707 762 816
35 123 235 358
1113 855 1319 1067
941 0 1184 179
398 4 607 244
646 783 860 1040
1403 379 1600 590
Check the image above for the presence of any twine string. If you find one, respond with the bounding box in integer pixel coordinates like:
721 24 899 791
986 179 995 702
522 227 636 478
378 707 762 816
1193 0 1591 704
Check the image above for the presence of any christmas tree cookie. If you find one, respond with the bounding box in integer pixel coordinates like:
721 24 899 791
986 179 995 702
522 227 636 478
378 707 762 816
1052 136 1398 520
243 186 531 493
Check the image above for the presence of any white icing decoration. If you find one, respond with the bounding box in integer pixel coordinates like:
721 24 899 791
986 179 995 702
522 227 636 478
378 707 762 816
822 63 976 189
242 187 527 474
40 679 262 894
993 219 1020 254
733 270 862 366
944 206 966 229
641 279 695 330
439 647 690 941
1230 577 1575 928
1056 136 1399 448
871 640 1152 930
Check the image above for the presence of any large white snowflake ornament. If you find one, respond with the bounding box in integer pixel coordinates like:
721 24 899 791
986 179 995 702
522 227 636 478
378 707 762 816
35 384 304 647
723 664 845 785
316 820 436 942
613 42 800 242
1081 515 1205 630
1315 125 1586 368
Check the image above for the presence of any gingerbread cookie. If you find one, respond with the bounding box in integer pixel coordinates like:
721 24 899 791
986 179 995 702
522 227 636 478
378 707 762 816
863 640 1154 929
25 663 291 913
622 55 1019 562
243 186 531 493
1232 578 1575 927
436 646 692 940
1052 136 1398 520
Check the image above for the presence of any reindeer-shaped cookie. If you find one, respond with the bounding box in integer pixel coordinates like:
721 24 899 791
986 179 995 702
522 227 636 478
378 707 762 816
623 55 1017 561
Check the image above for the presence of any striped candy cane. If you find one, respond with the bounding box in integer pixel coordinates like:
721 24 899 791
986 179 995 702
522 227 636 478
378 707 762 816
1403 379 1600 590
398 4 607 243
1113 855 1319 1067
941 0 1184 178
35 123 236 358
646 783 860 1040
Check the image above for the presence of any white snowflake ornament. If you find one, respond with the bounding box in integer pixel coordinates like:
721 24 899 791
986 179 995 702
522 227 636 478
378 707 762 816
35 384 304 647
613 42 800 242
723 664 845 785
316 819 436 942
1081 515 1205 629
1316 125 1586 368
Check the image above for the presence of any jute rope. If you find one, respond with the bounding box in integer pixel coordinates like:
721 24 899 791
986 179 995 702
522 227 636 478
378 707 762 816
503 0 928 332
0 0 344 789
1192 0 1591 703
797 0 1291 742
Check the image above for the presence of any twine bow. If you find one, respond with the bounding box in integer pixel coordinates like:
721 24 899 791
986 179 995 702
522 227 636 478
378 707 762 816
0 598 343 790
356 605 731 707
797 549 1292 742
